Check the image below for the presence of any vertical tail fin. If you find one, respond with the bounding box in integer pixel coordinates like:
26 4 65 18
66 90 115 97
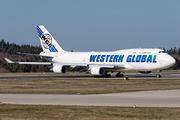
37 25 66 53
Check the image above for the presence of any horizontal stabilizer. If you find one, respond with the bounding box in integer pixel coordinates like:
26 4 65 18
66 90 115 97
4 58 52 65
16 52 54 58
16 52 40 56
18 62 52 65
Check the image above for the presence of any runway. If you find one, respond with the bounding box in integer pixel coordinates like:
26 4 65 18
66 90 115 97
1 90 180 107
1 72 180 80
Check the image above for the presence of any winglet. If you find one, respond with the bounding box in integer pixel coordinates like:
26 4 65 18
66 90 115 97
4 58 15 63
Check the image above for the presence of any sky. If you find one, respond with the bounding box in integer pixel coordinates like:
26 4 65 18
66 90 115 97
1 0 180 52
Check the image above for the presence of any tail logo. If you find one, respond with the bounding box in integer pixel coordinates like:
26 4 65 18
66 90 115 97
41 34 52 49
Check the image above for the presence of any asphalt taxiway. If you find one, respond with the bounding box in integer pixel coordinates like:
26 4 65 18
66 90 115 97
1 90 180 107
1 73 180 80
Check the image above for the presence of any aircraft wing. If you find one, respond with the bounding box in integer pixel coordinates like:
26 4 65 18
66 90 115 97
4 58 52 65
5 58 125 72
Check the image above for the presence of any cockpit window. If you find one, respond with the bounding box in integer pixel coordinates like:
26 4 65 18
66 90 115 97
159 51 165 53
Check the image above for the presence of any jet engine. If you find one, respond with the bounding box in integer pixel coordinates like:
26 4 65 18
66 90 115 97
53 65 67 73
90 67 105 75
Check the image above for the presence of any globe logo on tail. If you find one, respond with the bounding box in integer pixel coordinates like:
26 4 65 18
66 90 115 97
41 34 52 49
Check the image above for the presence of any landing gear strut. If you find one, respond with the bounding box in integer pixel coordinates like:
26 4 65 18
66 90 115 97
156 70 162 78
116 72 124 77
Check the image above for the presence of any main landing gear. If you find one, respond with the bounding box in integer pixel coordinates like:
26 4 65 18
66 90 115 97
103 72 111 77
116 72 124 77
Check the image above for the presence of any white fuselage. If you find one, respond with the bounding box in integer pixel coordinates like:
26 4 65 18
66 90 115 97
46 48 175 72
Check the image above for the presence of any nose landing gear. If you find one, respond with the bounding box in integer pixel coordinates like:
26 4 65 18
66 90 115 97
156 70 162 78
156 74 161 78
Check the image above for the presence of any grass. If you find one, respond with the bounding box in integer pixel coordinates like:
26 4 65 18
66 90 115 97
0 104 180 120
0 78 180 94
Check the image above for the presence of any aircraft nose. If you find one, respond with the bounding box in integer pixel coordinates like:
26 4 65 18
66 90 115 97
167 56 176 66
160 55 176 69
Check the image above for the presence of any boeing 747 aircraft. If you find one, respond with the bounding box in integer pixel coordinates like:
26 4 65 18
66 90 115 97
5 25 176 78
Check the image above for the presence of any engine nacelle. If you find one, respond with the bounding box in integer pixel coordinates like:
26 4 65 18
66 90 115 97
90 67 105 75
53 65 67 73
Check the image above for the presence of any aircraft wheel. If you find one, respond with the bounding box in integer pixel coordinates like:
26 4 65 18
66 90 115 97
107 74 111 77
156 74 161 78
104 74 111 77
116 73 124 77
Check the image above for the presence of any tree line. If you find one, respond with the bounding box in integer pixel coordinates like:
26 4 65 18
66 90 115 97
0 39 49 72
0 39 42 55
162 47 180 55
